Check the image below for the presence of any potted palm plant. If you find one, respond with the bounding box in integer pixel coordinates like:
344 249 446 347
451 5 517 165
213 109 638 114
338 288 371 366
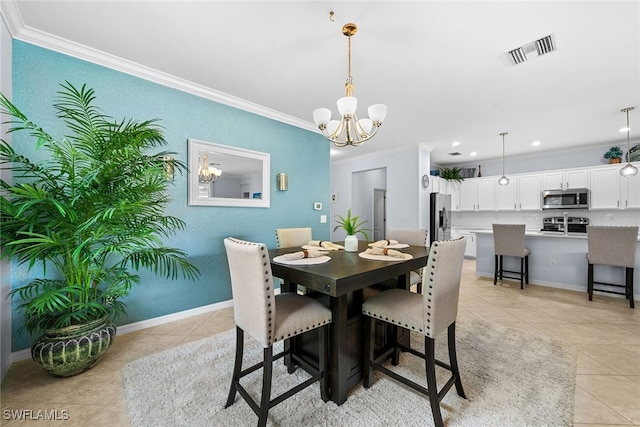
604 146 623 163
0 82 200 377
333 208 372 252
439 166 464 182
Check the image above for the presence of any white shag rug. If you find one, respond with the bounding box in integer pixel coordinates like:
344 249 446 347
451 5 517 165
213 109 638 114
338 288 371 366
121 318 576 427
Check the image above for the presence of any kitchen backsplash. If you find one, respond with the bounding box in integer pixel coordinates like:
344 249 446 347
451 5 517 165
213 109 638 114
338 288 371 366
451 209 640 231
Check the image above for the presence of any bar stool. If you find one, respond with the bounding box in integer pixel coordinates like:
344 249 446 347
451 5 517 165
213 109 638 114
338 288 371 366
493 224 529 289
362 237 467 427
223 237 332 426
587 225 638 308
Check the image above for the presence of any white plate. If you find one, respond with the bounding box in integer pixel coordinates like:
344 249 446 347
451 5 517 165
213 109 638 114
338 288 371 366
358 252 413 261
273 255 332 265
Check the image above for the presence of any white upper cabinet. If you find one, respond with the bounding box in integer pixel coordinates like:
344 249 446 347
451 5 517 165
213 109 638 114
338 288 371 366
591 164 640 209
458 178 496 211
518 174 542 210
542 169 589 190
476 178 496 211
496 174 541 211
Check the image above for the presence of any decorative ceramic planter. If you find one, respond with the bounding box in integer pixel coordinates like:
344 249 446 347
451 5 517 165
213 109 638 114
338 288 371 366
609 158 622 164
344 235 359 252
31 316 116 377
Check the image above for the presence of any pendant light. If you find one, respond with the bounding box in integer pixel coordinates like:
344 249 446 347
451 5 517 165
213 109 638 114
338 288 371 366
498 132 510 185
620 107 638 177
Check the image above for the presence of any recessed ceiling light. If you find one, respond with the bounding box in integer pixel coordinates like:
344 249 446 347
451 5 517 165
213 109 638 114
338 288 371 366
452 141 460 146
532 140 541 146
470 152 477 156
330 149 340 156
620 127 631 132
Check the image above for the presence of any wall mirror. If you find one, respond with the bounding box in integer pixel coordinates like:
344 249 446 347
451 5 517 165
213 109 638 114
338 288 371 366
188 138 270 207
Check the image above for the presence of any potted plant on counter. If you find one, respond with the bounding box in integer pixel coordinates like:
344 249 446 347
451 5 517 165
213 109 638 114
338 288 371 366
604 146 623 163
333 208 372 252
0 82 200 377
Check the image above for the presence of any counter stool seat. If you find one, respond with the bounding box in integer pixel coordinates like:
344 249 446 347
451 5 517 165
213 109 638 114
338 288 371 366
586 225 638 308
493 224 529 289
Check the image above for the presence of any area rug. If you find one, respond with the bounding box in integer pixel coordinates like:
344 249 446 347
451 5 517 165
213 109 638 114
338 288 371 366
121 318 577 426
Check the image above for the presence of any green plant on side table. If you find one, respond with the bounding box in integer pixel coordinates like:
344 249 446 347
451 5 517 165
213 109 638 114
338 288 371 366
0 82 200 377
333 208 372 252
604 146 623 163
439 166 464 182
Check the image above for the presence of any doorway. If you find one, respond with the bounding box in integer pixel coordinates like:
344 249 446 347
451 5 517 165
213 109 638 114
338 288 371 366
373 188 386 241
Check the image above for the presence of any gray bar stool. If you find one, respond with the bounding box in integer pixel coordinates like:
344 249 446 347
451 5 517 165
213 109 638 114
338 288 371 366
587 225 638 308
492 224 529 289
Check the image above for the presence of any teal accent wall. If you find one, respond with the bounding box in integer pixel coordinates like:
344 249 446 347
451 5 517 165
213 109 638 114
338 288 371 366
10 41 330 351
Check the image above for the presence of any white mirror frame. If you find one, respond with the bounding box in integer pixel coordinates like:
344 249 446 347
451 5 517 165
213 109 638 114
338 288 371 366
187 138 270 208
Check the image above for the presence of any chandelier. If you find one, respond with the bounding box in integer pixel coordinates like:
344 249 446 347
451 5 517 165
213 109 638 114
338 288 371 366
498 132 510 185
312 23 387 147
198 153 222 183
620 107 638 177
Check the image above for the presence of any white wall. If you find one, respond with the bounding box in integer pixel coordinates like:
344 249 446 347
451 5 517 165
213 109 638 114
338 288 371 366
331 146 424 241
1 13 13 380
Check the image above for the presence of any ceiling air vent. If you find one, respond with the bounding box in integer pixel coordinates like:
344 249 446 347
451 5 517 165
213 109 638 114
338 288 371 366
508 47 527 64
535 35 554 56
507 34 555 65
448 152 462 156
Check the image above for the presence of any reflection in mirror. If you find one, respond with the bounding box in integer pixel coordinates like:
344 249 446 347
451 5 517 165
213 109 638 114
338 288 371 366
188 139 270 207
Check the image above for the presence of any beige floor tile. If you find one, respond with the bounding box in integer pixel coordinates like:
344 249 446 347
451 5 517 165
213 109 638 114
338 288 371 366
576 375 640 424
573 386 634 425
576 344 640 375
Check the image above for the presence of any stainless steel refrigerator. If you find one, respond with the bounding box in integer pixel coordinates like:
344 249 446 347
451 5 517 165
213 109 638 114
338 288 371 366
430 193 451 245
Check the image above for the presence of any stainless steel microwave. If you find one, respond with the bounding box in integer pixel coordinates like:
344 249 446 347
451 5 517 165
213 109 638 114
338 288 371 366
541 188 589 210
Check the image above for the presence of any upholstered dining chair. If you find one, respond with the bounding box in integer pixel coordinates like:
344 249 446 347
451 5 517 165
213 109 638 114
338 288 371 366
275 227 312 248
223 237 332 426
492 224 529 289
361 237 467 427
587 225 638 308
388 228 429 293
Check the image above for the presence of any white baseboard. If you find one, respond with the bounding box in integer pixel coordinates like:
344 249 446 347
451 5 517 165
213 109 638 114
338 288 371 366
10 299 234 362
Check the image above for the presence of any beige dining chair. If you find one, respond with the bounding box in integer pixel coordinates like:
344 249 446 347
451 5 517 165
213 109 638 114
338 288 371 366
587 225 638 308
492 224 529 289
275 227 312 248
223 237 332 426
361 237 467 427
387 228 429 293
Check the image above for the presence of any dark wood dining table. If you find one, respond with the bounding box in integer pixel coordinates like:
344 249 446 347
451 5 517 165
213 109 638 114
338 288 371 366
269 240 429 405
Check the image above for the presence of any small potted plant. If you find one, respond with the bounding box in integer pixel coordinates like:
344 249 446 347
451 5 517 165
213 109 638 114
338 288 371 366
604 146 623 163
333 209 372 252
439 166 464 182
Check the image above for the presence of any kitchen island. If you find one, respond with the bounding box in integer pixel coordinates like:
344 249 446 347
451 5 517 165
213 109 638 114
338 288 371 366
474 230 640 300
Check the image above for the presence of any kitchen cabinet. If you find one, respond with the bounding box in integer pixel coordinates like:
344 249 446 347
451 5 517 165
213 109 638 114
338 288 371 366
458 178 496 211
543 169 589 190
496 174 541 211
591 164 640 209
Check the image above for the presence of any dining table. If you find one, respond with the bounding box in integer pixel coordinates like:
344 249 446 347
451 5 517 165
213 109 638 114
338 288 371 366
269 240 429 405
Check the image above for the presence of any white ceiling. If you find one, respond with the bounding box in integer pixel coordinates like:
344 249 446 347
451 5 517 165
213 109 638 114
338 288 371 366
2 1 639 165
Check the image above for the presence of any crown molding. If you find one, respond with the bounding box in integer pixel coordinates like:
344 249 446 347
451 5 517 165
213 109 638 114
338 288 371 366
0 4 316 133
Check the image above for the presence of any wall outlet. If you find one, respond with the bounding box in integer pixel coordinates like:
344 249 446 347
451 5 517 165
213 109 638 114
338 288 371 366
549 259 556 268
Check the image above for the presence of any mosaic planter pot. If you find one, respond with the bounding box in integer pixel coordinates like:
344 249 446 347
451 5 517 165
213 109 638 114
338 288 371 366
31 316 116 377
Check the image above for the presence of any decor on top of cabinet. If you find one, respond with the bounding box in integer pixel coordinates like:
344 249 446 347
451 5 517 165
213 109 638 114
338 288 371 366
604 146 623 163
0 82 200 377
333 208 372 252
439 166 464 182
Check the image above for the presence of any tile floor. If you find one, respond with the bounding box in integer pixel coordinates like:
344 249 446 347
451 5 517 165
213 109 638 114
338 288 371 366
1 260 639 426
